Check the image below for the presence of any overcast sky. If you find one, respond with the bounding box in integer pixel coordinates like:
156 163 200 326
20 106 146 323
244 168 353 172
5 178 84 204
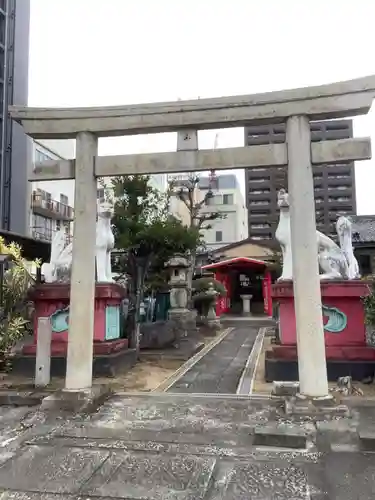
28 0 375 214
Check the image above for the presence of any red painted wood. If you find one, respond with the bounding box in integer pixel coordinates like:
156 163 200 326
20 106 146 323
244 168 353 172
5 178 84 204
272 280 371 347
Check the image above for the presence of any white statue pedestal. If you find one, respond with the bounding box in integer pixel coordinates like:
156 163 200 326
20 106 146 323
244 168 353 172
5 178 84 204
240 294 253 316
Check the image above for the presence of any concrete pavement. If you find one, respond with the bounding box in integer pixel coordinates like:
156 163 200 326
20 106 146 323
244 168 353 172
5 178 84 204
0 393 374 498
0 322 375 498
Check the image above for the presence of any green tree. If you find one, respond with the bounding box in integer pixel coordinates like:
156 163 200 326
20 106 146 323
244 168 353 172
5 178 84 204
110 175 200 352
168 175 226 295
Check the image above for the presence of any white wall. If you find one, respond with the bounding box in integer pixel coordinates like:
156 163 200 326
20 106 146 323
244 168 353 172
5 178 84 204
199 186 248 250
29 140 76 240
31 139 76 205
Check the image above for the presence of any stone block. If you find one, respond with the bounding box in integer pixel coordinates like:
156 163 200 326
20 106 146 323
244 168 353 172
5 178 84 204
0 445 110 494
253 423 308 449
40 384 111 413
81 451 216 499
0 390 46 407
359 427 375 451
211 461 322 500
140 320 175 349
316 419 359 452
272 381 300 396
342 395 375 407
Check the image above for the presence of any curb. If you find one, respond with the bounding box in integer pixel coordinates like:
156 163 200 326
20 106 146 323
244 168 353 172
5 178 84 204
236 327 266 395
154 327 234 392
40 385 112 413
359 428 375 451
0 391 48 406
113 391 272 401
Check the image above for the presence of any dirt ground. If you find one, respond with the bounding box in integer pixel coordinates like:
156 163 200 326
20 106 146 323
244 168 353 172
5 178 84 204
101 359 184 392
0 329 223 394
253 336 375 399
0 358 184 393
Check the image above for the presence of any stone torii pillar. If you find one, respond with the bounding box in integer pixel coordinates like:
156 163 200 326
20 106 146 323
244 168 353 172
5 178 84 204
286 116 328 398
65 132 98 390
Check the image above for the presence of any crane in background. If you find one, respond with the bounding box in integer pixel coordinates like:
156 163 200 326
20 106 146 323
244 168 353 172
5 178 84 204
208 132 219 192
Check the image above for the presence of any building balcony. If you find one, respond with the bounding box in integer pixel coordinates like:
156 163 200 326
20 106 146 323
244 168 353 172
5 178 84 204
32 227 72 244
31 191 74 221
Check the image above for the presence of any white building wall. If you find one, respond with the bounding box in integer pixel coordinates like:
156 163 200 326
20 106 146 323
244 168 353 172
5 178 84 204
31 139 76 204
199 183 248 251
32 140 166 207
29 140 76 242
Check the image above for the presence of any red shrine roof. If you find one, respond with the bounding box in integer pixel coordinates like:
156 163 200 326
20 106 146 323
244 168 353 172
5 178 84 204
202 256 268 270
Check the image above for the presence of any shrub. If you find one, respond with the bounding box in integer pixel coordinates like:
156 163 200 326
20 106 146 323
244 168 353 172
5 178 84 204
362 278 375 327
192 277 226 316
0 238 39 368
192 277 226 297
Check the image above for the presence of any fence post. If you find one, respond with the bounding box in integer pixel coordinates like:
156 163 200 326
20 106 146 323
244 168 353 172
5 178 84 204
35 317 52 387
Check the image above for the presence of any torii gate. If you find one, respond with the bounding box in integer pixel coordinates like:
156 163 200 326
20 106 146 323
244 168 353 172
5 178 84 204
10 76 375 399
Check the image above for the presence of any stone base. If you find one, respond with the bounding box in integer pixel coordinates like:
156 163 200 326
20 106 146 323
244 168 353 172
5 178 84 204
168 308 197 341
29 282 127 344
206 319 221 331
283 395 349 418
273 279 370 346
253 423 309 449
140 321 175 349
41 384 111 413
12 343 137 378
272 381 300 397
23 338 129 356
265 345 375 382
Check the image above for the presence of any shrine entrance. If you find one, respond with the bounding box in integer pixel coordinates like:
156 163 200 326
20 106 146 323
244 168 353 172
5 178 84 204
201 257 273 317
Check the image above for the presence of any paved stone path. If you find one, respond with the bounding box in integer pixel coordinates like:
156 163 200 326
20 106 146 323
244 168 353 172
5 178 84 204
167 326 259 394
0 393 374 498
0 321 374 498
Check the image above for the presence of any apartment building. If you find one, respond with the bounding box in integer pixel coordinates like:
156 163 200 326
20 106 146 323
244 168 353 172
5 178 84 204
245 120 356 243
199 174 248 251
30 140 75 244
0 0 31 235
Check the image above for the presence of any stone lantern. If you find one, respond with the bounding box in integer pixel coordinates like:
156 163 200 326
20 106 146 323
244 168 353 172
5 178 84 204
165 254 196 347
166 254 190 315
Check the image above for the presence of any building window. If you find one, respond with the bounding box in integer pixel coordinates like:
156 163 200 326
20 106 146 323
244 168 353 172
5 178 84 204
60 194 69 205
215 231 223 242
328 196 351 202
327 186 350 191
206 194 223 206
223 194 233 205
251 223 270 229
35 149 53 163
249 177 268 183
32 214 53 241
249 189 270 195
249 200 269 206
97 188 105 201
358 255 372 276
